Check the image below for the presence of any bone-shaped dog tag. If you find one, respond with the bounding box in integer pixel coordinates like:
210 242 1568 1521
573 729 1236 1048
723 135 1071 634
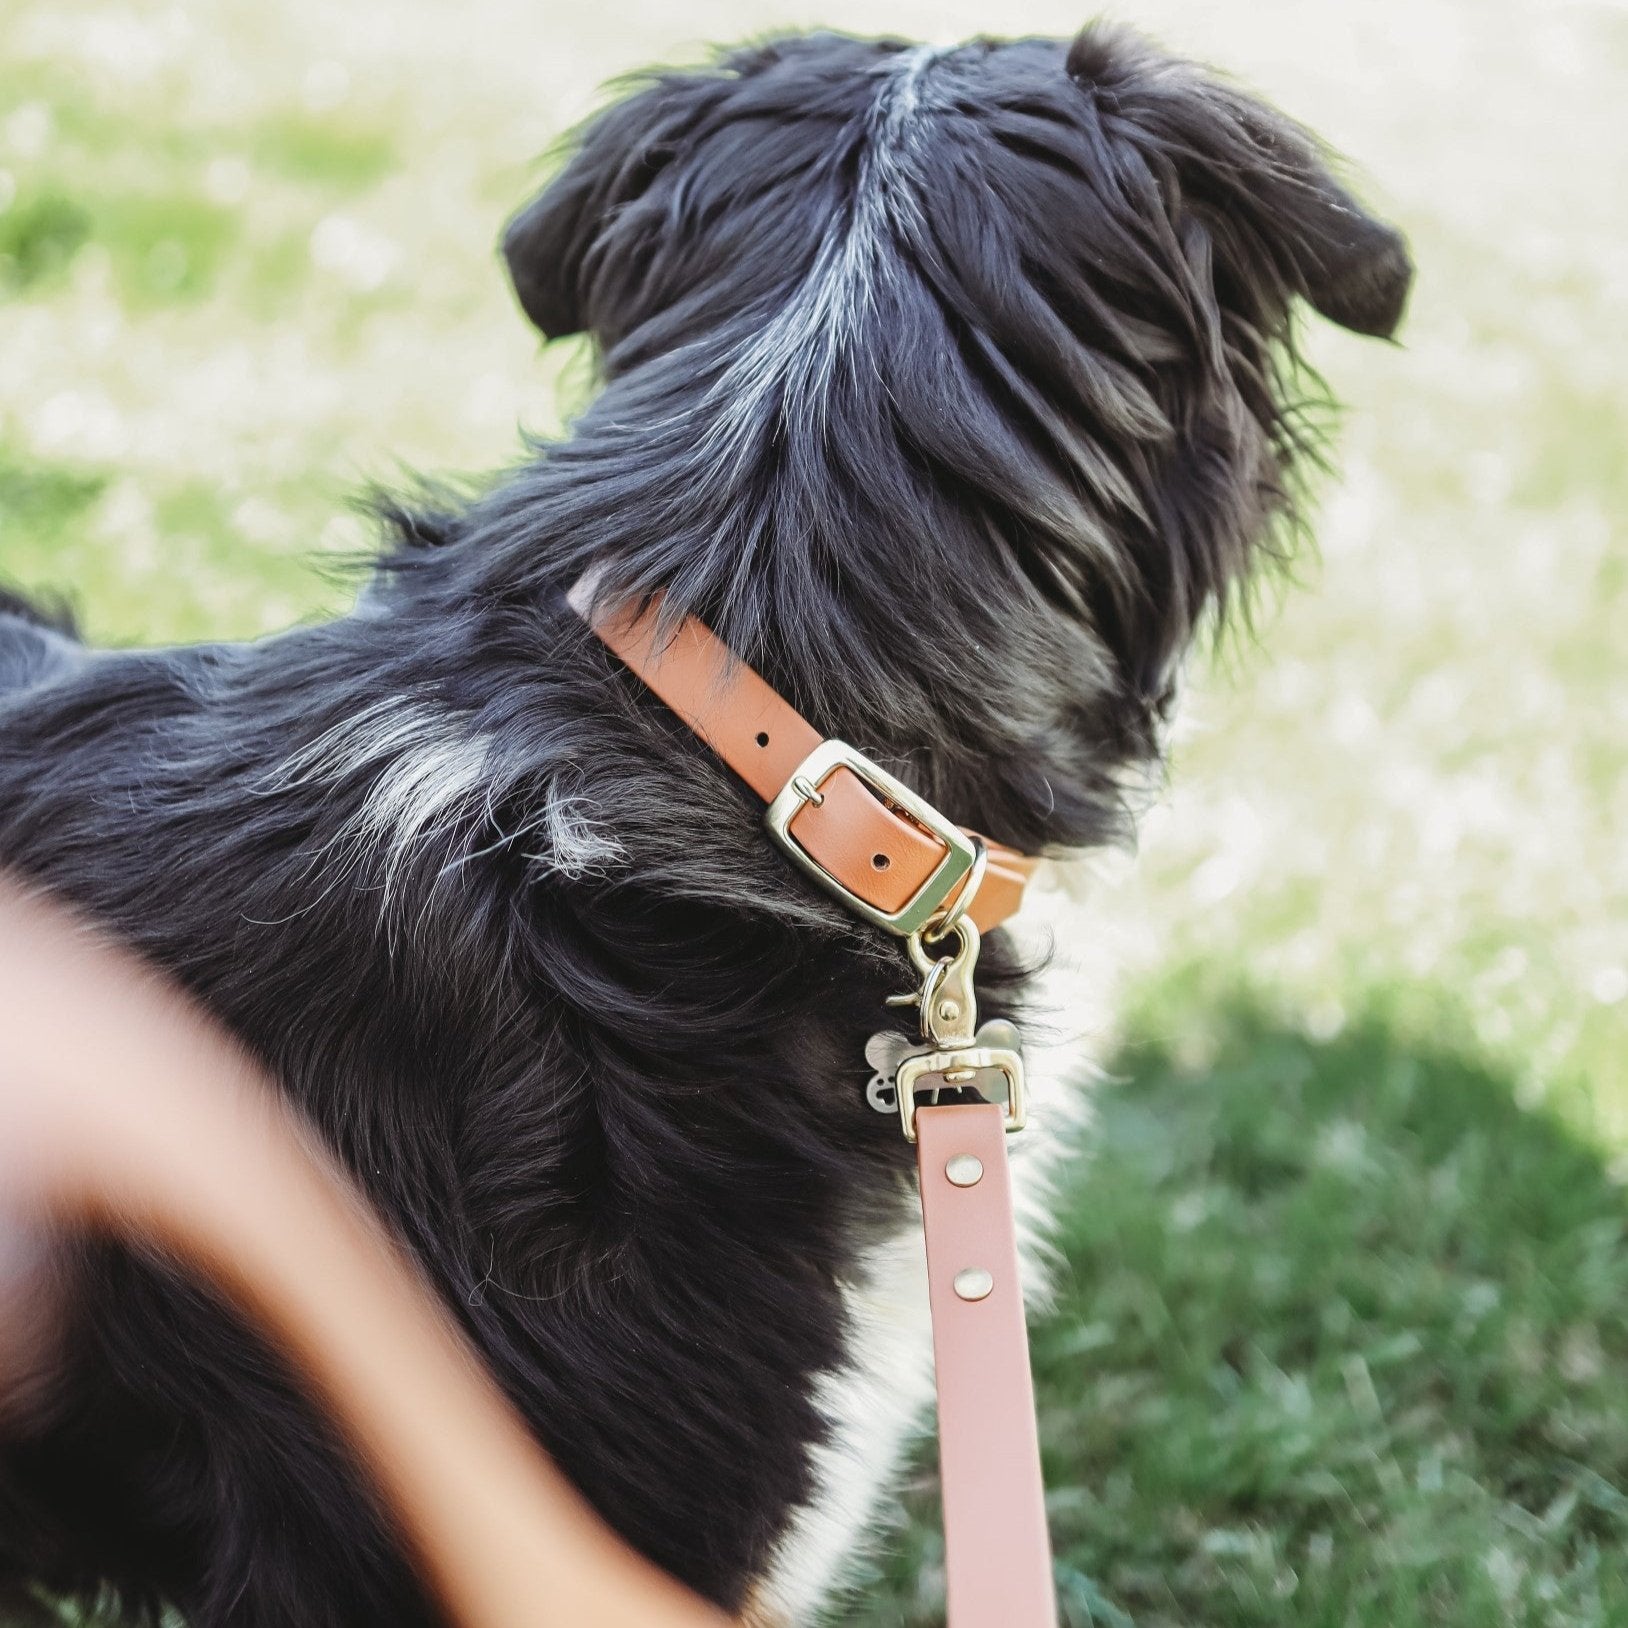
864 1029 921 1115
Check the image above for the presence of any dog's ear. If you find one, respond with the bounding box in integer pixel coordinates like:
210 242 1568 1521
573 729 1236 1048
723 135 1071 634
1218 98 1414 339
502 57 759 342
1069 31 1413 340
502 87 680 341
501 167 586 340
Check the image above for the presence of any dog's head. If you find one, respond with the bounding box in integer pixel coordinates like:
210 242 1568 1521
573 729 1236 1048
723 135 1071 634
501 27 1412 852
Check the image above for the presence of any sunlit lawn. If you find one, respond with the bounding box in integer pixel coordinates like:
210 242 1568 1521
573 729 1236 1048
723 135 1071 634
2 1 1624 1623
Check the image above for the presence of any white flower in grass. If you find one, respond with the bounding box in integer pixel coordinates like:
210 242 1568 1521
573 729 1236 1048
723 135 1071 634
231 497 290 546
32 389 126 461
4 103 51 160
309 214 397 292
205 158 251 206
93 479 157 572
1589 965 1627 1007
303 60 351 113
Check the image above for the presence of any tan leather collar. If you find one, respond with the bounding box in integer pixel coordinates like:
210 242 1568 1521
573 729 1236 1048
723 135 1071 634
569 583 1039 935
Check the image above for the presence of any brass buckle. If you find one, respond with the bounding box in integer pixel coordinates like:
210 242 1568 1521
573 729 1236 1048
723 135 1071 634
895 1041 1027 1144
763 739 977 937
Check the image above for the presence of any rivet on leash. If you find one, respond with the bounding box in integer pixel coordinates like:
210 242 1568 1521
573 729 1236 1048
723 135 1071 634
945 1154 983 1187
953 1268 994 1302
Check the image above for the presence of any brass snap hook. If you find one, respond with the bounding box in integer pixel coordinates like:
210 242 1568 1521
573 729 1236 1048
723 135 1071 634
905 918 980 1050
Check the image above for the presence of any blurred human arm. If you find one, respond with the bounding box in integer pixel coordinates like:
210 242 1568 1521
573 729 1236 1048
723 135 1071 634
0 874 727 1628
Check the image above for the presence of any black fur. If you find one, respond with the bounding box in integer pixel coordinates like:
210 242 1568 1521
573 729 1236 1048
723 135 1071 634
0 590 79 693
0 25 1410 1627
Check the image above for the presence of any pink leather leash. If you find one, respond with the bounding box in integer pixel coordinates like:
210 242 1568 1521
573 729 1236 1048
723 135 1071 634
918 1106 1056 1628
571 585 1057 1628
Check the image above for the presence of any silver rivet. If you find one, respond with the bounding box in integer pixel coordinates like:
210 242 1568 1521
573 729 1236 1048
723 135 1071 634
937 998 961 1023
953 1267 994 1302
945 1154 984 1187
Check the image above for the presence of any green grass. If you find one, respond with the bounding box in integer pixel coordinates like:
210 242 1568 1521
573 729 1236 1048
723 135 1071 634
1 0 1624 1623
0 181 240 307
0 191 93 292
0 449 108 541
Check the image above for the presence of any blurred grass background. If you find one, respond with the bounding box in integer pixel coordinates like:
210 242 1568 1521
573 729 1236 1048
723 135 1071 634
1 0 1624 1623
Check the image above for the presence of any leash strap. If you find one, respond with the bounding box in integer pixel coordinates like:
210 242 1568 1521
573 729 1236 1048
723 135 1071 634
917 1104 1057 1628
570 583 1056 1626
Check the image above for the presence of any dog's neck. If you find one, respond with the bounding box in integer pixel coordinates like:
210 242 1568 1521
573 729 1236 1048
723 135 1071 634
390 364 1164 858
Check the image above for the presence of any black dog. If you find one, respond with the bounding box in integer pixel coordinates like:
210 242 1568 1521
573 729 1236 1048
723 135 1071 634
0 25 1410 1627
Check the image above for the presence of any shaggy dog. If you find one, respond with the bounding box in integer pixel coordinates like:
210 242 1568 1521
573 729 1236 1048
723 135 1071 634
0 24 1410 1628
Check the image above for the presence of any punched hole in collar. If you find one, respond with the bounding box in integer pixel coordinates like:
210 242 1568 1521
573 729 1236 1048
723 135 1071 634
872 853 891 871
755 731 770 747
